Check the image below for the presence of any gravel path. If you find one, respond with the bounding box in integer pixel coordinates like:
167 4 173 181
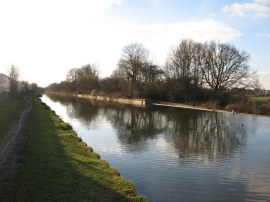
0 102 32 195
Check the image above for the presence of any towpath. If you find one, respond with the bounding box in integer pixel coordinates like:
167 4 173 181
0 101 32 194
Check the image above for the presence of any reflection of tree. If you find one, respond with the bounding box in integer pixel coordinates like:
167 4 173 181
104 106 165 153
103 105 249 159
46 94 98 126
163 109 248 161
46 95 251 161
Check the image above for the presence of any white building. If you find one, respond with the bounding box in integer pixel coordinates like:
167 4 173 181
0 73 25 94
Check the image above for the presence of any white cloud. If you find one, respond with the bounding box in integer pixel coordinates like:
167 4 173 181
258 73 270 89
0 0 242 87
222 0 270 18
254 0 270 4
256 33 270 39
0 0 123 86
138 19 243 65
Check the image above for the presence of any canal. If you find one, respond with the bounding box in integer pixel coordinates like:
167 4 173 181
42 94 270 202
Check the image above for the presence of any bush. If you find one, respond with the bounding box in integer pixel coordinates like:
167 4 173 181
225 99 270 115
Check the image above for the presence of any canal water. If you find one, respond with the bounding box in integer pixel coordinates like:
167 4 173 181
42 94 270 202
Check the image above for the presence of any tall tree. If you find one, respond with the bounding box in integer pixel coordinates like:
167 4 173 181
78 64 99 79
8 64 20 81
141 63 164 83
201 42 253 96
166 39 202 85
118 43 149 96
65 64 100 92
66 68 80 82
165 39 203 101
7 65 20 96
77 64 100 92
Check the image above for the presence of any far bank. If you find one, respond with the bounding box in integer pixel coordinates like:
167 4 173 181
46 92 270 116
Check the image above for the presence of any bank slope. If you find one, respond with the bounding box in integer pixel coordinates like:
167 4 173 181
14 97 147 202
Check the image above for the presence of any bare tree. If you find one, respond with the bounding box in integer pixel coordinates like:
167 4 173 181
7 65 20 96
65 64 100 92
76 64 100 92
164 39 204 101
111 68 126 79
141 63 164 83
166 39 202 85
66 68 79 82
167 39 193 79
191 41 204 86
78 64 99 79
8 64 20 81
118 43 149 96
201 42 252 96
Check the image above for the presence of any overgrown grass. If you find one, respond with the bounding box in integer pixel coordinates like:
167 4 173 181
13 97 147 202
225 98 270 115
0 96 27 139
248 96 270 102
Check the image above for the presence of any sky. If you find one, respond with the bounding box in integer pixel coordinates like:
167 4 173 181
0 0 269 88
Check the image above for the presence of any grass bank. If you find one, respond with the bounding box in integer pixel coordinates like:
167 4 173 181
0 96 27 139
224 97 270 116
13 97 147 202
248 96 270 102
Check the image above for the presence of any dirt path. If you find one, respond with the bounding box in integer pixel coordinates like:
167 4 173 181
0 102 32 194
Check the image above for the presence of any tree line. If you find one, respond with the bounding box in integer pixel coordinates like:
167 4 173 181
3 65 41 98
46 39 260 106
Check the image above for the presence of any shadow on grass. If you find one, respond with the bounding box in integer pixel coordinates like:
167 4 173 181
4 99 146 202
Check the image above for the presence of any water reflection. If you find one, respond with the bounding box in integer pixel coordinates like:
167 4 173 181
43 94 270 202
48 95 98 127
46 94 249 161
164 110 248 161
105 107 166 153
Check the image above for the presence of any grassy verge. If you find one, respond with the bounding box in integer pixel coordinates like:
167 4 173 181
14 97 147 202
248 96 270 102
0 96 27 139
225 98 270 115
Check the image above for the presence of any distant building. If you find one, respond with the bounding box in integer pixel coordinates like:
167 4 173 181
0 73 25 94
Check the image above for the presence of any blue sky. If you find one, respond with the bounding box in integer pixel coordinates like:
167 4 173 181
0 0 269 88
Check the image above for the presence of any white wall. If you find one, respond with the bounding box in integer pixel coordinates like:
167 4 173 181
0 73 25 93
0 73 10 93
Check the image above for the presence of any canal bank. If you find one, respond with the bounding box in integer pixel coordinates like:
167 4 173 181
77 94 147 107
46 92 222 112
0 95 31 201
46 92 270 116
3 96 147 202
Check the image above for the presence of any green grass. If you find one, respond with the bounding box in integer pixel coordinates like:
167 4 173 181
13 97 147 202
248 96 270 102
0 96 27 139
